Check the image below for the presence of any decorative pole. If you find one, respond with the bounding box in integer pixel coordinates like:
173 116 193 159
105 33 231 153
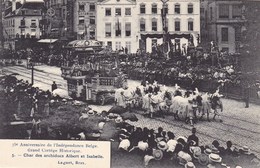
161 0 169 59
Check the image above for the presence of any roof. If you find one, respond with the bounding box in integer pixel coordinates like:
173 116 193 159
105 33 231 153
37 39 58 43
21 1 44 10
66 40 103 48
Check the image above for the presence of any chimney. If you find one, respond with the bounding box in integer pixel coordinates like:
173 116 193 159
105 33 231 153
12 0 16 12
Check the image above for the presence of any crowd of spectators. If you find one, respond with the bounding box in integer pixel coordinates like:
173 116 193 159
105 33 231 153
117 124 259 168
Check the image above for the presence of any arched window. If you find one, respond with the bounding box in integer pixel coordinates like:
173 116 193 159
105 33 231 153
174 18 181 31
16 33 19 38
140 4 146 14
188 3 193 14
188 18 194 31
152 4 157 14
26 33 30 38
175 4 180 14
140 18 145 32
151 18 157 31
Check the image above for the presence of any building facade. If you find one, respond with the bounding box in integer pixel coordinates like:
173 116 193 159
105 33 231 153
44 0 75 40
96 0 138 53
3 0 44 49
74 0 97 40
136 0 200 53
96 0 200 53
206 0 245 53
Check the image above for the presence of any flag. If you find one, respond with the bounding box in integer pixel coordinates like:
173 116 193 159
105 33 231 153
116 18 121 36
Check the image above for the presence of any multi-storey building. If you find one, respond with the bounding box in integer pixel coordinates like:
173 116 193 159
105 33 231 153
74 0 97 40
206 0 245 53
200 0 210 46
96 0 200 53
96 0 138 53
240 0 260 72
44 0 75 40
136 0 200 53
3 0 44 49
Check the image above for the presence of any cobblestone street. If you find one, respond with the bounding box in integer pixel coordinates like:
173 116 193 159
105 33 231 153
3 64 260 160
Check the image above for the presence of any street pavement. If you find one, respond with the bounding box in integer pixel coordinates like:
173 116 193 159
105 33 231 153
2 63 260 159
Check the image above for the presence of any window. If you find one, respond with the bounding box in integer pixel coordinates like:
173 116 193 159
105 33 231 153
90 31 95 39
188 4 193 14
79 16 84 25
140 4 145 14
16 33 19 38
31 19 36 27
125 8 131 16
115 8 121 16
20 19 25 26
105 23 111 37
89 3 95 11
175 4 180 14
31 29 36 38
188 20 193 31
221 27 228 42
115 42 121 50
105 8 111 16
90 16 95 25
232 5 242 18
125 23 131 37
175 20 180 31
140 19 145 31
163 4 168 14
79 4 84 11
26 33 30 38
125 41 131 53
115 22 121 37
152 19 157 31
152 4 157 14
219 4 229 19
107 41 112 47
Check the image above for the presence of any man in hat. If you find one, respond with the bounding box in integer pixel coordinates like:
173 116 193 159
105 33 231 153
187 128 199 146
51 81 57 92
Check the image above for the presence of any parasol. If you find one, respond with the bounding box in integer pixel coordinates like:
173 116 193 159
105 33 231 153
52 89 70 98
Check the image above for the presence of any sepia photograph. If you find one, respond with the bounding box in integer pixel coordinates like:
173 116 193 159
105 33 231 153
0 0 260 167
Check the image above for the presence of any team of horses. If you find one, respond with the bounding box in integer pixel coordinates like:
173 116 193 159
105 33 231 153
115 84 224 124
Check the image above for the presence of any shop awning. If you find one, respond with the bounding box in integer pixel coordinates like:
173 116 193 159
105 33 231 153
37 39 58 43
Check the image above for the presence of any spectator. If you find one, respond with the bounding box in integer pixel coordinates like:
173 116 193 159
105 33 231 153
224 141 234 156
187 128 199 146
51 81 57 92
212 140 225 155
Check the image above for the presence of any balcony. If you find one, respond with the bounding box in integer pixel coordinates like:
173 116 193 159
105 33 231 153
78 11 86 16
19 25 26 28
30 24 37 28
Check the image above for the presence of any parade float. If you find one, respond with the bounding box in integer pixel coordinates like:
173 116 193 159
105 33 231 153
61 40 127 105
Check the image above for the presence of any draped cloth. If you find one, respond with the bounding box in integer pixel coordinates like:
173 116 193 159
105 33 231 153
141 33 192 40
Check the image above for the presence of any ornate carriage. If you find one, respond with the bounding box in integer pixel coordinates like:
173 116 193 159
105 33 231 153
61 40 127 105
